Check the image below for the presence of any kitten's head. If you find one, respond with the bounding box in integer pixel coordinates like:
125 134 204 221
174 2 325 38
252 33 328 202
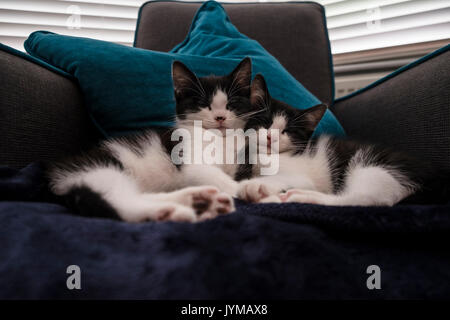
248 74 327 154
172 58 253 133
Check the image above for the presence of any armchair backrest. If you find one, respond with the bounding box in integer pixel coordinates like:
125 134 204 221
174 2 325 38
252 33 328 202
134 1 334 105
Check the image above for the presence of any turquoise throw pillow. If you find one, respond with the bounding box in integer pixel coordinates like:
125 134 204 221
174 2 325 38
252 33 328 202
24 0 344 137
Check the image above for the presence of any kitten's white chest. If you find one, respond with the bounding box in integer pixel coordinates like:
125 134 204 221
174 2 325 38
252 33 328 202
181 125 241 177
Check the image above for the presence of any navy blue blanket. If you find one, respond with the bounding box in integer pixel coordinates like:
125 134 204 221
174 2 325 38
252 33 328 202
1 163 450 299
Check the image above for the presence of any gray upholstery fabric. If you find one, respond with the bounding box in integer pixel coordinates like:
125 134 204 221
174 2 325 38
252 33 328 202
0 50 98 169
135 1 334 105
332 50 450 170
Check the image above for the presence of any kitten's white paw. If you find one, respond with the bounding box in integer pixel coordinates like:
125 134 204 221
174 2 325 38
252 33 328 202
238 180 282 203
172 186 235 220
283 189 334 205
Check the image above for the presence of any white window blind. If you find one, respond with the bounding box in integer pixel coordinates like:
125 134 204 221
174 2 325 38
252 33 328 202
317 0 450 54
0 0 148 51
0 0 449 54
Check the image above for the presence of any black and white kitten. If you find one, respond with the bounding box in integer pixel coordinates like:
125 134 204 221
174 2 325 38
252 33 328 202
238 74 445 206
49 58 254 223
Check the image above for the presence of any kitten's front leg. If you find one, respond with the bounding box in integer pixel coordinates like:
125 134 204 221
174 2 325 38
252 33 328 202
238 173 319 203
237 177 288 203
280 189 336 205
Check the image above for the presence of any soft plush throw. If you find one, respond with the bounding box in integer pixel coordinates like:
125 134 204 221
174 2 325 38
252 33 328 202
1 162 449 299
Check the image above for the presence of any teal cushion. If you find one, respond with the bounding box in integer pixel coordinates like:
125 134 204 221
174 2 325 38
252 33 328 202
24 0 344 138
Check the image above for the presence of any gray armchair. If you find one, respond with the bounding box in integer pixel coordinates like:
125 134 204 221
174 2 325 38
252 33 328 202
1 1 449 171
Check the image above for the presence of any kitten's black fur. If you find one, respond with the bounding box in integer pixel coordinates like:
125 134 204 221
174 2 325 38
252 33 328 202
246 74 450 204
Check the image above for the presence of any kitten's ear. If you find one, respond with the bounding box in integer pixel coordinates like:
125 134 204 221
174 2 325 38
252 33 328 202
172 61 198 97
229 57 252 91
300 103 328 133
250 74 270 108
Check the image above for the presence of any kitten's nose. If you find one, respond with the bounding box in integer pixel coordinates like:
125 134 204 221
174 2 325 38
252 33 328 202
215 116 226 123
267 133 271 146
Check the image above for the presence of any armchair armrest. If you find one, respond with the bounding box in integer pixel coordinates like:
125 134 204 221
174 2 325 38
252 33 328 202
0 47 98 169
331 47 450 170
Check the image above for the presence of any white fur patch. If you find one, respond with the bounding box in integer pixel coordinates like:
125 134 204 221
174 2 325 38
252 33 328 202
271 115 287 131
181 89 244 130
266 115 292 153
211 90 228 111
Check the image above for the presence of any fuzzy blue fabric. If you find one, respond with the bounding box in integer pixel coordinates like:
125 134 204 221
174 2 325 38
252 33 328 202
23 1 344 138
1 162 450 299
